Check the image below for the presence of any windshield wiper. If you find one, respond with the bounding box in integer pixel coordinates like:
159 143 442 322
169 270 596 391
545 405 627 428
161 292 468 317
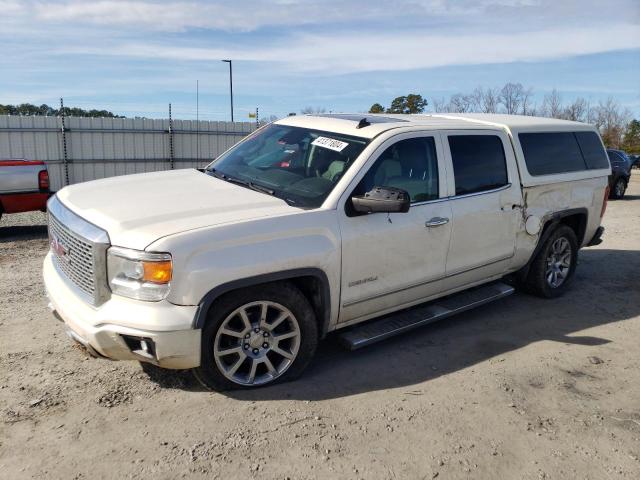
226 176 275 196
210 169 276 196
247 181 275 196
206 168 301 206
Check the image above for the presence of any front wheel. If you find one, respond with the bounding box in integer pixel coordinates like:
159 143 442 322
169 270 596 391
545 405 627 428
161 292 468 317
194 282 318 391
525 225 578 298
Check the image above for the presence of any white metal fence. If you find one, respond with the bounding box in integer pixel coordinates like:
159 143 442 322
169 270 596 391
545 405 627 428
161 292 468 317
0 115 254 191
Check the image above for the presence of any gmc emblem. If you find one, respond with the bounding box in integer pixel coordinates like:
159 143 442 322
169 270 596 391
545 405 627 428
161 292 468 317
50 236 70 262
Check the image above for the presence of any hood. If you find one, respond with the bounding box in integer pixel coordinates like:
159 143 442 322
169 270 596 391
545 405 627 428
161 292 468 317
57 169 298 250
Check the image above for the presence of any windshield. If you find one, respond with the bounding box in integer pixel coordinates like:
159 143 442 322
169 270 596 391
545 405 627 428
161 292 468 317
206 124 369 208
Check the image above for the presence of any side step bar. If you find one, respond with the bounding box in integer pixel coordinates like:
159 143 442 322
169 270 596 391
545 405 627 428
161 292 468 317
337 282 515 350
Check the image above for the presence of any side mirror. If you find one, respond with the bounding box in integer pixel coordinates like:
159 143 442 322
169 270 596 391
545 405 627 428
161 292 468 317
351 186 410 214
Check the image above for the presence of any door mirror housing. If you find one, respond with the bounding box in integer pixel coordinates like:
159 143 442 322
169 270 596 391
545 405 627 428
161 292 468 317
351 186 410 214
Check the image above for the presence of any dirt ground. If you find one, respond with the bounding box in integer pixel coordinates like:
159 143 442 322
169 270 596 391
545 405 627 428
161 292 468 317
1 173 639 480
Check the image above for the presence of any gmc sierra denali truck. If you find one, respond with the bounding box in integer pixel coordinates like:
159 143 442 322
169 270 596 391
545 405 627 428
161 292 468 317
43 113 610 390
0 159 50 220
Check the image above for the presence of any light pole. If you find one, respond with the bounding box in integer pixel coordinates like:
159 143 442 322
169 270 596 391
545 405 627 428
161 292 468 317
221 59 234 122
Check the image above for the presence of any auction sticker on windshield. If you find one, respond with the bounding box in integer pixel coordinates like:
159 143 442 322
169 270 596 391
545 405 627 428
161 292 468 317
311 136 349 152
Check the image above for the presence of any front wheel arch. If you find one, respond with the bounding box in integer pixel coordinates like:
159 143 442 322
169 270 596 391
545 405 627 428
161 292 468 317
193 268 331 337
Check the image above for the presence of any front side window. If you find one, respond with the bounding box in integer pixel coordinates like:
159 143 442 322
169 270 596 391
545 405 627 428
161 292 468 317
448 135 508 195
207 124 369 209
354 137 439 203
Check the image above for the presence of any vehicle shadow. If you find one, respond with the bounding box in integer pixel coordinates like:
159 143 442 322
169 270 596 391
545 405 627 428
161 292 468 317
143 248 640 399
0 224 48 243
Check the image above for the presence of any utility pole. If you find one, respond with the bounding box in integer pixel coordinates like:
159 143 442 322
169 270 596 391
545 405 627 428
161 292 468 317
221 60 234 122
168 103 175 169
59 97 69 186
196 80 199 160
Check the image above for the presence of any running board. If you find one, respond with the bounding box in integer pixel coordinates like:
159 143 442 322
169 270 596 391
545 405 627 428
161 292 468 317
337 282 515 350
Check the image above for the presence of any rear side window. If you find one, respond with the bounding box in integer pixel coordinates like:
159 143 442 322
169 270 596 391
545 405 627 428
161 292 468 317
448 135 508 196
575 132 609 169
519 132 586 175
519 131 608 175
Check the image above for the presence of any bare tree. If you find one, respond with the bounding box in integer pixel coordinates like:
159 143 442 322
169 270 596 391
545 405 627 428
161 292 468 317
431 97 448 113
520 87 536 115
448 93 473 113
423 85 629 139
589 97 632 148
465 88 484 112
499 82 526 114
563 97 589 122
478 87 500 113
540 89 564 119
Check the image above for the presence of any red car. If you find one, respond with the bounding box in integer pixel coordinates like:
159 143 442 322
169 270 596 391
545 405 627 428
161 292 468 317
0 159 51 220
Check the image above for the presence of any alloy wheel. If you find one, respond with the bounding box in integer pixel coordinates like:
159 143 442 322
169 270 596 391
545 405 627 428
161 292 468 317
545 237 572 288
213 301 301 386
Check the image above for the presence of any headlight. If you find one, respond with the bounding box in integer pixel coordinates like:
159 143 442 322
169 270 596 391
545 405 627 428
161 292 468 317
107 247 172 301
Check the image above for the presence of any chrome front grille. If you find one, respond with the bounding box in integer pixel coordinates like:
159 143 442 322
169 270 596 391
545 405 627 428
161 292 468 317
47 196 111 306
49 213 96 296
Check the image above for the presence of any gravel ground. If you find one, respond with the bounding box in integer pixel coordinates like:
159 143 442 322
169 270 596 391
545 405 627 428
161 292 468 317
1 174 639 479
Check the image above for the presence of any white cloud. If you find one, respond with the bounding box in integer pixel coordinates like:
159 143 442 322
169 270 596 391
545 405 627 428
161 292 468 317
13 0 640 33
58 24 640 74
31 0 407 32
0 1 25 15
1 0 638 118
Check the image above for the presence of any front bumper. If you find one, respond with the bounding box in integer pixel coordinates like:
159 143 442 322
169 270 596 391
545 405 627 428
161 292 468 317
44 252 201 369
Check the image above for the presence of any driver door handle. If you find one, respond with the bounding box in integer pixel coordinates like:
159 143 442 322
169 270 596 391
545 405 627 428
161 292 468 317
425 217 449 227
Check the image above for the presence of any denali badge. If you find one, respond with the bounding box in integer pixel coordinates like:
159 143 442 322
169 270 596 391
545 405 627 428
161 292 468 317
348 276 378 288
50 236 70 262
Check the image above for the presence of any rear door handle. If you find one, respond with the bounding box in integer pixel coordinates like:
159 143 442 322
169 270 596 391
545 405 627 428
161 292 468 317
425 217 449 227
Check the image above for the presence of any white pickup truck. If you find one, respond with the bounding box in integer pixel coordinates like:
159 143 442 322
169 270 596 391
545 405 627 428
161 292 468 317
44 113 610 390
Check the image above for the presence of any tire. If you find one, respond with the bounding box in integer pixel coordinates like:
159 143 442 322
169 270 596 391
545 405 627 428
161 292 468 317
525 225 579 298
610 177 627 199
193 282 318 391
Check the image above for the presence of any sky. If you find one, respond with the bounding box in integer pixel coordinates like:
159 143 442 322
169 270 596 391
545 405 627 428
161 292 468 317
0 0 639 121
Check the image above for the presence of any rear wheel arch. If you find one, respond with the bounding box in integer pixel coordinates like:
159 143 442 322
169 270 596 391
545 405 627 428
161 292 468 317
516 208 588 283
193 268 331 337
555 210 588 246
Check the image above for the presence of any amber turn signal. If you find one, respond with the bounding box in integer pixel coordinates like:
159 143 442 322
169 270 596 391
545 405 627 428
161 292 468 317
142 260 172 284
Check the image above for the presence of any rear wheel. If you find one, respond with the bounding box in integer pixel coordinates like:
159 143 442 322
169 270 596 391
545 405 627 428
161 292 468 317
610 177 626 199
526 225 578 298
194 282 318 391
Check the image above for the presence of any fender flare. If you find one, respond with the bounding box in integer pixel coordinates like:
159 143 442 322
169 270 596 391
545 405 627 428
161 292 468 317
518 207 588 280
192 268 332 337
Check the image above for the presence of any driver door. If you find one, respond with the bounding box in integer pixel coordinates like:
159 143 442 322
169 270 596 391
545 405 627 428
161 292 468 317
338 132 452 324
